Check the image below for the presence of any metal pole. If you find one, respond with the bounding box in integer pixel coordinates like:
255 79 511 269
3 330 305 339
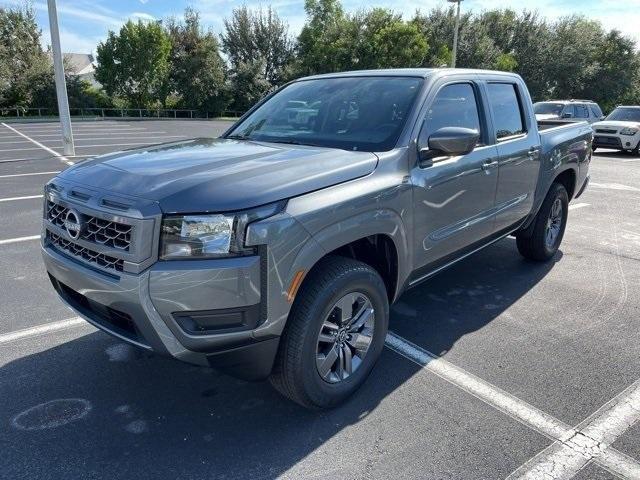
450 0 462 68
47 0 74 156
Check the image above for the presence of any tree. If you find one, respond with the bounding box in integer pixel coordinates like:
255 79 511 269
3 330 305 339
296 3 428 74
95 20 171 107
0 5 49 107
166 8 227 114
583 30 640 111
296 0 349 75
226 59 271 112
221 6 294 86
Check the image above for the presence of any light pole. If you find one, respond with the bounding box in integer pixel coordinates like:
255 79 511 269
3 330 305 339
47 0 75 156
447 0 463 68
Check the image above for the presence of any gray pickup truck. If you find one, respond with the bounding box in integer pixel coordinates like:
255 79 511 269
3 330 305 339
42 69 592 409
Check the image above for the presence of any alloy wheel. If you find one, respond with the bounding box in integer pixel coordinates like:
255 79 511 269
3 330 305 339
315 292 375 383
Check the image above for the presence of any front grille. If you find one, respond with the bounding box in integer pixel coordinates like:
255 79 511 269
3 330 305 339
596 128 617 134
594 136 622 147
47 201 132 251
48 232 124 272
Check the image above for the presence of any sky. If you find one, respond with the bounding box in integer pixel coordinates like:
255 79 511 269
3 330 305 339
4 0 640 55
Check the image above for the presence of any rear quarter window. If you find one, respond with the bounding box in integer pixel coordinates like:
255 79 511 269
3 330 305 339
486 83 526 140
589 104 603 118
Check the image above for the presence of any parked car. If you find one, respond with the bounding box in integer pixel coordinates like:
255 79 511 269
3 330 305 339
42 69 592 409
534 99 604 124
591 105 640 154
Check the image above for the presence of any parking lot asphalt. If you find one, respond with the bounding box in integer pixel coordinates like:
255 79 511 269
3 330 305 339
0 119 639 480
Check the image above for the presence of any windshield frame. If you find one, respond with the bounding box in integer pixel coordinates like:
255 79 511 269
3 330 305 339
605 107 640 123
222 75 426 153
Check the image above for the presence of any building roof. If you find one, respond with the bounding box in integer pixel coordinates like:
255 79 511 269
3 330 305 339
63 53 96 76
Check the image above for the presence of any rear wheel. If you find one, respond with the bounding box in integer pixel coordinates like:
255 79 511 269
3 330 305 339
270 256 389 409
516 182 568 261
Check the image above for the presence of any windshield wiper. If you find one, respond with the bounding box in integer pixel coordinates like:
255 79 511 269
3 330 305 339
226 134 251 140
267 139 323 147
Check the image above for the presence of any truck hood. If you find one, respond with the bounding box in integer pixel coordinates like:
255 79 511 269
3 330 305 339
592 120 640 130
59 138 378 213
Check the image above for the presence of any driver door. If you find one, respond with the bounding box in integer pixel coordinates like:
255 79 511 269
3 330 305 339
410 82 499 277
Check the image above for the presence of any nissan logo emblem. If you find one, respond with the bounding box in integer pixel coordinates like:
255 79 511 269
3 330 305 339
63 210 82 240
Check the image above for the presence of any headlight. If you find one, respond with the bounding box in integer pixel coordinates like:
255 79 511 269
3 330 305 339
620 127 638 135
160 201 285 259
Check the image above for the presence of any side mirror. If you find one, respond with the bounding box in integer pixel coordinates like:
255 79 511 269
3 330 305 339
419 127 480 166
562 112 574 119
600 116 606 121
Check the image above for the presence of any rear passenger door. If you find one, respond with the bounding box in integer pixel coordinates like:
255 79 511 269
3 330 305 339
485 82 541 232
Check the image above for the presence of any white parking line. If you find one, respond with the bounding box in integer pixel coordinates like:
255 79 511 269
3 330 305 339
568 203 590 211
0 158 45 163
0 171 59 179
0 317 86 344
0 146 61 153
0 139 32 145
27 131 172 137
15 124 133 129
590 182 640 192
385 332 640 480
1 123 73 166
40 135 185 142
622 158 640 163
0 235 40 245
0 194 43 202
508 379 640 479
13 127 148 134
74 142 165 148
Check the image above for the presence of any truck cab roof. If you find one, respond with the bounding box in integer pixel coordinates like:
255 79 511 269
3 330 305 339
298 68 523 81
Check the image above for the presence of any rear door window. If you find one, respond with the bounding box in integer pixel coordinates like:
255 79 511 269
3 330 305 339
486 83 526 140
562 105 575 118
589 104 603 118
574 104 589 118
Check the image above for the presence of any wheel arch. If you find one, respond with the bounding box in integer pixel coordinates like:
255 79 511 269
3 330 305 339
288 209 410 305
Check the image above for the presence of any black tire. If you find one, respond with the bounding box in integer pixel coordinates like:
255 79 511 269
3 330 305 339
516 182 568 261
269 256 389 409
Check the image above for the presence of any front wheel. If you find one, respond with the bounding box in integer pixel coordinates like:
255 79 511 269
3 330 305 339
516 182 568 261
269 256 389 409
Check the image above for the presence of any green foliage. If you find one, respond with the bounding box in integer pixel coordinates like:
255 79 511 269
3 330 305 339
0 4 49 107
2 1 640 115
221 6 294 86
166 8 226 114
226 59 272 112
95 20 171 108
296 3 427 74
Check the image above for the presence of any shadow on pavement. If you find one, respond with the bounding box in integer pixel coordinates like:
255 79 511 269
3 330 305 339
1 238 560 479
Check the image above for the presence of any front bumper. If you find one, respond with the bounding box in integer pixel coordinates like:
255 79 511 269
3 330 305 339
593 134 640 150
42 243 279 380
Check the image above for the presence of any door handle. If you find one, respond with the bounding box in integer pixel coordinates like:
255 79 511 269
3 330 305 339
528 148 540 158
481 159 499 171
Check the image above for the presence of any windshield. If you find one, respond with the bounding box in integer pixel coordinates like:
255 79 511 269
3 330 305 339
534 102 564 115
605 107 640 122
226 76 424 152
